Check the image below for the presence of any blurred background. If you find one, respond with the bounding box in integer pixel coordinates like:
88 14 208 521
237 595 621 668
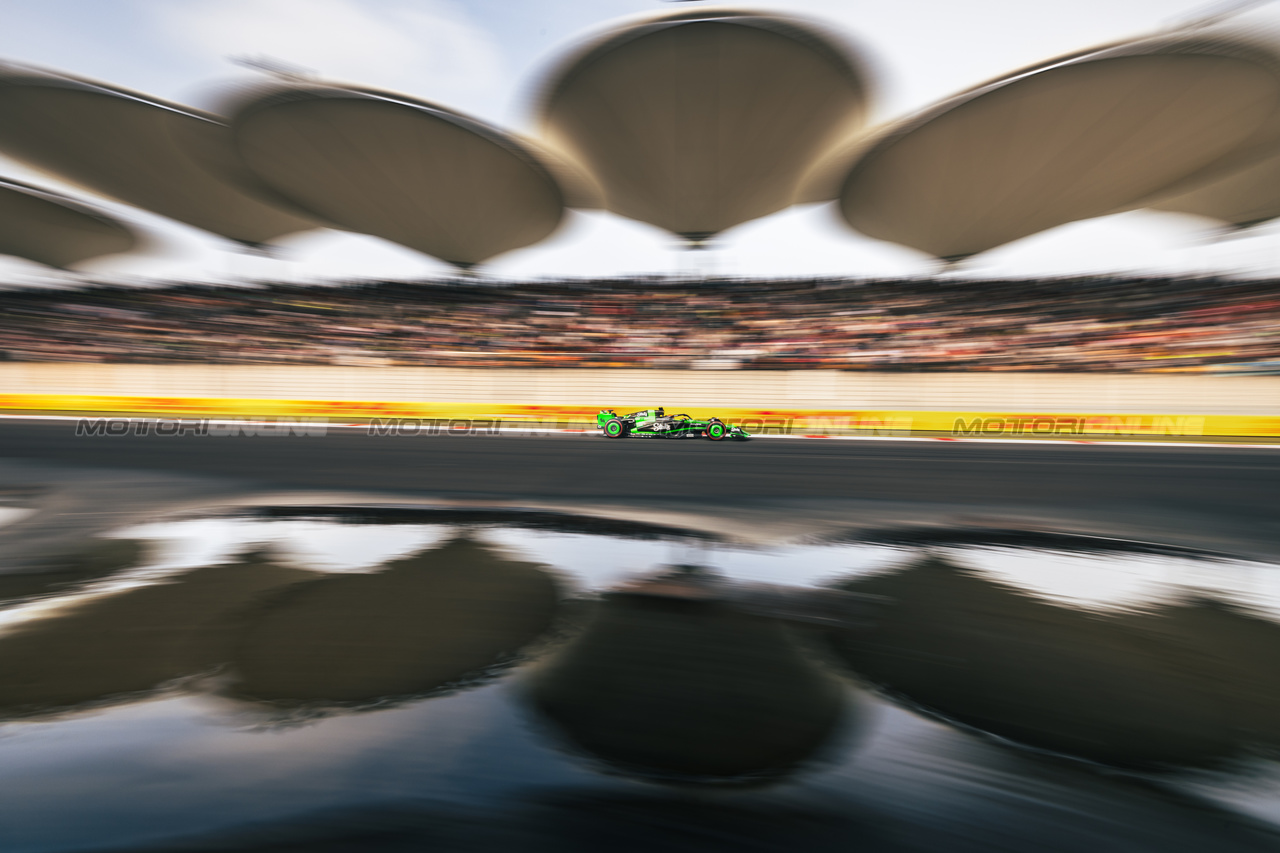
0 0 1279 374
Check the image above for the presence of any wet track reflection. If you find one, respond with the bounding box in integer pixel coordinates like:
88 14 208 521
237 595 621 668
3 505 1280 851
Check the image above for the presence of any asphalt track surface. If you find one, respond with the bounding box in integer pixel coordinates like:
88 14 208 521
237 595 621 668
0 419 1275 504
3 419 1280 554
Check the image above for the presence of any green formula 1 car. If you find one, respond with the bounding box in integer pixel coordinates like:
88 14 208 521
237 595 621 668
596 408 751 441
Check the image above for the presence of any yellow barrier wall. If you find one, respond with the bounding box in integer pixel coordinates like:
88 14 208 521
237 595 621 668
3 394 1277 439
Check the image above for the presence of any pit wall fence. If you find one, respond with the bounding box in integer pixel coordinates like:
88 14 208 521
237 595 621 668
2 364 1278 441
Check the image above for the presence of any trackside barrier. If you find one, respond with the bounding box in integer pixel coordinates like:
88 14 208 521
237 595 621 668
2 394 1280 440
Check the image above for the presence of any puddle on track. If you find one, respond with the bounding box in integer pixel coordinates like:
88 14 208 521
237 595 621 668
2 505 1280 852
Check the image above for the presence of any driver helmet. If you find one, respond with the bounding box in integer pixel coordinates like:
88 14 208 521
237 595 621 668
656 407 665 417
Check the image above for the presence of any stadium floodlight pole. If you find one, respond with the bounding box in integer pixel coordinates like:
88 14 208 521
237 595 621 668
1175 0 1276 30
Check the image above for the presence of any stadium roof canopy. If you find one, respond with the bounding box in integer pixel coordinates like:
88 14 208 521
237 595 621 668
536 8 872 244
0 66 321 248
826 34 1280 262
0 177 137 268
228 84 592 269
1150 146 1280 229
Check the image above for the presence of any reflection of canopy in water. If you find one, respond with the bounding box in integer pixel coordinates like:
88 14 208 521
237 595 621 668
228 537 559 704
0 539 145 603
526 579 852 783
0 178 138 268
0 552 316 716
828 556 1280 768
228 85 588 269
537 8 871 243
0 539 557 717
831 34 1280 262
1126 598 1280 746
0 67 321 247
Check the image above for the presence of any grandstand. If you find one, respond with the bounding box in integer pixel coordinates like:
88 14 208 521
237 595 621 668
1 275 1276 374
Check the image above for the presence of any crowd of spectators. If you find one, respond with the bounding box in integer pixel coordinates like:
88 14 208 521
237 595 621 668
1 275 1278 372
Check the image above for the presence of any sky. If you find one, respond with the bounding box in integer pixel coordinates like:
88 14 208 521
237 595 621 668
2 0 1280 284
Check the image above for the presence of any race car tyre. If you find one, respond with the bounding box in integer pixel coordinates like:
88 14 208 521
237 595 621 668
706 421 727 441
604 419 626 439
